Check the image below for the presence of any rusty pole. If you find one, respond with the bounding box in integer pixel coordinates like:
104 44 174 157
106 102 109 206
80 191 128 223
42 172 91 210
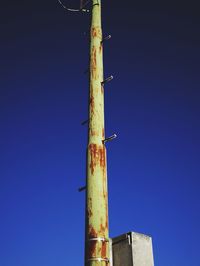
85 0 110 265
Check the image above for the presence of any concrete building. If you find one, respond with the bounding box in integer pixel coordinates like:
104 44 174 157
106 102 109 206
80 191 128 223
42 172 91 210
111 232 154 266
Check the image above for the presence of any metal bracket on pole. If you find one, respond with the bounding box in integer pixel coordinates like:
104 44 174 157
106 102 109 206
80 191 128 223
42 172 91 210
103 134 117 144
101 75 113 85
78 186 86 192
88 258 109 262
101 35 111 43
88 237 110 243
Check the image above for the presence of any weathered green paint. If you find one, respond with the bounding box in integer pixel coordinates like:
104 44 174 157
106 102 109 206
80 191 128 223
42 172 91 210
85 0 110 265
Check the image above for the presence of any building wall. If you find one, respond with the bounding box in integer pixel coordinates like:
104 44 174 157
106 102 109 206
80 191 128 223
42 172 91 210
111 232 154 266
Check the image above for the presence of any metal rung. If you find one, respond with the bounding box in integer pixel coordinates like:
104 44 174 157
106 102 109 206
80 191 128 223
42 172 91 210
101 35 111 43
101 75 113 85
78 186 86 192
103 134 117 144
81 119 89 125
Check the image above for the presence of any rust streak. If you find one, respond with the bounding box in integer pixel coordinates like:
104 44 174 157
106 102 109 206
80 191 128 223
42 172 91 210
100 223 107 236
87 197 93 218
89 144 106 175
101 241 107 258
89 144 98 175
91 46 98 80
88 241 96 258
89 225 97 238
90 92 95 115
102 128 105 138
91 27 102 39
99 147 106 169
90 129 97 136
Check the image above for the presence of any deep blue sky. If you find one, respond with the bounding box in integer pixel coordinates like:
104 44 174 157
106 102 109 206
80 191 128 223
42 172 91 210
0 1 200 265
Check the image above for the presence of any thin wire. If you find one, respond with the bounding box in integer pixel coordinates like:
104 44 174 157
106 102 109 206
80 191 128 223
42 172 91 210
81 0 91 8
57 0 90 12
57 0 79 12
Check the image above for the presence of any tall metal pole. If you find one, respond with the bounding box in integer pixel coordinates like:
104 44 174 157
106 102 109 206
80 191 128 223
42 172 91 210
85 0 110 265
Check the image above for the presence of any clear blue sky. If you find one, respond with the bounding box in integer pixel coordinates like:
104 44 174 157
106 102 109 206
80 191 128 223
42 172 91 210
0 1 200 265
